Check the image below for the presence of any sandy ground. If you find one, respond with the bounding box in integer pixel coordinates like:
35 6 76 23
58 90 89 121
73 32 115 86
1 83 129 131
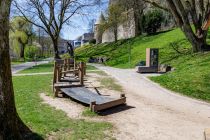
41 65 210 140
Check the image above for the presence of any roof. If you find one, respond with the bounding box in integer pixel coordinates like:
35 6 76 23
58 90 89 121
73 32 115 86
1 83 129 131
95 13 105 25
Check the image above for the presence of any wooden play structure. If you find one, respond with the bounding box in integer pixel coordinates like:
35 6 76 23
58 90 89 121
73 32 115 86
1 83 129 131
205 128 210 140
53 58 126 112
137 48 159 73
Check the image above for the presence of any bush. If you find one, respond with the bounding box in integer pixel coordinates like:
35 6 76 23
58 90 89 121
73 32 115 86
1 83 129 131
24 45 40 60
89 39 96 44
143 10 164 34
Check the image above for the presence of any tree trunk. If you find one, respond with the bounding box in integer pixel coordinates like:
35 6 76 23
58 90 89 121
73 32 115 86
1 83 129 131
0 1 40 139
19 44 25 59
180 23 208 52
113 26 118 42
52 39 61 59
165 0 209 53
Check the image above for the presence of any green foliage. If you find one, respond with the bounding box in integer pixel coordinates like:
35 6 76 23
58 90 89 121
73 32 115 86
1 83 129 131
24 45 40 60
99 3 126 41
143 10 164 34
82 108 98 117
89 39 96 44
10 16 33 58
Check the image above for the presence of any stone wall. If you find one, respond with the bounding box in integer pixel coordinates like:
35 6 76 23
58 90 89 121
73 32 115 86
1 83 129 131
102 9 136 43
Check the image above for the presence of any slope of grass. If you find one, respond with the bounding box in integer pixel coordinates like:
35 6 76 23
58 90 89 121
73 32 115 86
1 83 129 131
13 75 113 139
75 28 210 102
75 29 192 68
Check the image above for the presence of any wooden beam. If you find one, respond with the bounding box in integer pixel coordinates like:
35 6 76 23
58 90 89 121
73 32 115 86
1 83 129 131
205 128 210 140
91 95 126 112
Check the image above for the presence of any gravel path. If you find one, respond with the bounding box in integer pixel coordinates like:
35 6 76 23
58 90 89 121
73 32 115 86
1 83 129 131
91 64 210 140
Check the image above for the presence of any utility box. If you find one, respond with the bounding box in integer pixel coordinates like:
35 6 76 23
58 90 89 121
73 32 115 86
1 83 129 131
137 48 159 73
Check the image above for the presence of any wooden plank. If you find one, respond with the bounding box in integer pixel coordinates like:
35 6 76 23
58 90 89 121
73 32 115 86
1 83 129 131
92 97 126 112
61 87 126 112
205 128 210 140
61 87 116 104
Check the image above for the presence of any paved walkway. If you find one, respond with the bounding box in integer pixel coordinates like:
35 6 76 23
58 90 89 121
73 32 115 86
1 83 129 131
91 64 210 140
11 60 51 74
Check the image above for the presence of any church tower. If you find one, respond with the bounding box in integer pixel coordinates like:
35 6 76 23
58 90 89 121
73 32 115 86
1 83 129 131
94 13 105 44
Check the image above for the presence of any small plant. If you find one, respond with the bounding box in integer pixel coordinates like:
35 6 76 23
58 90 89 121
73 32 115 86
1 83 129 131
24 45 40 60
82 108 98 117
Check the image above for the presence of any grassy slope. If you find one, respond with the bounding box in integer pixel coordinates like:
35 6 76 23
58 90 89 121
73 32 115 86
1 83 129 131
75 29 210 101
13 75 112 139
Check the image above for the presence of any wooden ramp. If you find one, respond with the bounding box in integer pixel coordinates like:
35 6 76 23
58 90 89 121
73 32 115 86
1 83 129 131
61 87 126 112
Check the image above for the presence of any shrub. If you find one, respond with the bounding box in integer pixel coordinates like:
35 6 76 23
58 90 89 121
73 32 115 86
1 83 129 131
24 45 40 60
143 9 164 34
89 39 96 44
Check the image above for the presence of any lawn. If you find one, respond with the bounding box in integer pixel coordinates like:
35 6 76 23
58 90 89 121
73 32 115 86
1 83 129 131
13 74 113 139
19 63 54 74
75 28 210 102
19 62 98 74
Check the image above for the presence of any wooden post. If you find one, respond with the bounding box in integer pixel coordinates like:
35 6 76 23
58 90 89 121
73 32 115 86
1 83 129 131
121 94 125 98
64 59 68 77
79 62 84 86
90 101 96 112
84 63 86 76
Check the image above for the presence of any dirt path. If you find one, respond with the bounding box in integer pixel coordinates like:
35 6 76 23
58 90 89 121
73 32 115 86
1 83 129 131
90 64 210 140
40 64 210 140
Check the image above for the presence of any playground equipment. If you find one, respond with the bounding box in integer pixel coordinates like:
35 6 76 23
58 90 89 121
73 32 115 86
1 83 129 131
53 59 126 112
137 48 159 73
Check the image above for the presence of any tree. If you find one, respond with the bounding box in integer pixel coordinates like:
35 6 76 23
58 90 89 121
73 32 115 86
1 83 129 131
121 0 146 35
143 0 210 52
142 9 164 34
104 3 125 42
88 19 96 33
14 0 100 59
10 17 33 59
0 0 38 139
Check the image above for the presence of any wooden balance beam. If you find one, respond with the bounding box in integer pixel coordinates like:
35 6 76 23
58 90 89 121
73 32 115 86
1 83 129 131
61 87 126 112
53 59 85 97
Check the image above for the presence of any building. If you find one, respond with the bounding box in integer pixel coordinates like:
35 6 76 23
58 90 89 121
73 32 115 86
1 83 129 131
81 33 94 45
94 0 143 44
57 39 71 54
73 33 94 47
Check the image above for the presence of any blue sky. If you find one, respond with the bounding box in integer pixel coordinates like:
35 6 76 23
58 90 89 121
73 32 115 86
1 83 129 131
61 0 108 40
12 0 109 41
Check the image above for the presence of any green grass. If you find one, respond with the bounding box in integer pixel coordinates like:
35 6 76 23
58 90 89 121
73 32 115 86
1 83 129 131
75 29 192 69
86 65 98 70
75 28 210 102
88 70 109 76
19 63 54 73
99 77 123 92
82 108 98 117
11 61 25 65
13 75 113 139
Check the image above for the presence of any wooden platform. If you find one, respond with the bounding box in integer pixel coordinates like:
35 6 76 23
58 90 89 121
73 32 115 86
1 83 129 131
205 128 210 140
61 87 126 112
